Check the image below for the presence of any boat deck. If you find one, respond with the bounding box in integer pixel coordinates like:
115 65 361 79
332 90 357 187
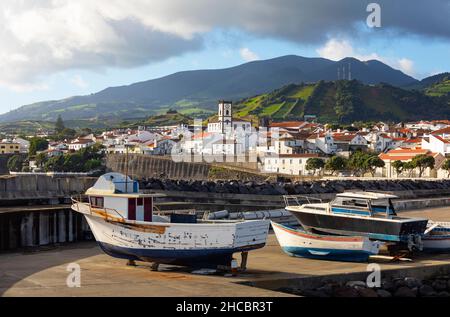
0 206 449 297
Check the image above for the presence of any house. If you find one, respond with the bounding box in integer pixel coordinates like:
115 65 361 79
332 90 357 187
421 134 450 156
273 131 309 154
378 148 445 178
306 133 336 154
263 153 326 176
68 139 95 151
0 142 20 154
332 133 368 152
12 137 30 153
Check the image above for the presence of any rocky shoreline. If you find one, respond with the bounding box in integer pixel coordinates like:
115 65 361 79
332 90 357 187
279 275 450 297
141 178 450 195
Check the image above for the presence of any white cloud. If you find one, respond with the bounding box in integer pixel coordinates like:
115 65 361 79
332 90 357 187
317 39 416 76
0 1 446 90
396 58 415 76
316 39 381 62
239 48 260 62
70 75 88 89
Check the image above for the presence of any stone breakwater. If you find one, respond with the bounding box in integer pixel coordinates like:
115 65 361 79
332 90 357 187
282 275 450 297
141 178 450 196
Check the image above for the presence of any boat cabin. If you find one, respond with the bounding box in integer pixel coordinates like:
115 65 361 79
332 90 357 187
85 172 157 222
330 192 398 218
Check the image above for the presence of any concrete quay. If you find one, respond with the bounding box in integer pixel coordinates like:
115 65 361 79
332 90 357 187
1 206 449 297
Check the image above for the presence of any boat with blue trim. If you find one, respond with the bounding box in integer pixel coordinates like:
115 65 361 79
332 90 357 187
271 221 382 262
71 173 270 269
422 221 450 253
284 192 428 244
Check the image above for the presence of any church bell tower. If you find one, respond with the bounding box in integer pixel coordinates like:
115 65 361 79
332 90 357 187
218 100 232 133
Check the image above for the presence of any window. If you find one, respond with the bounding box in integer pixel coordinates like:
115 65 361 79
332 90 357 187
137 197 143 206
90 196 104 208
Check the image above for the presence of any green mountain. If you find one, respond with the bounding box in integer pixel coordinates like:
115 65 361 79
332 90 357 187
0 55 418 123
424 75 450 97
142 110 192 126
234 80 450 123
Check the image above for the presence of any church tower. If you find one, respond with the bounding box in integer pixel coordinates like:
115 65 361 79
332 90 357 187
218 100 232 133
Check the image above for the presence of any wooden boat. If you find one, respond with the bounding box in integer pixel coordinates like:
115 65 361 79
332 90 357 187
71 173 270 269
271 221 382 262
422 221 450 253
284 192 428 243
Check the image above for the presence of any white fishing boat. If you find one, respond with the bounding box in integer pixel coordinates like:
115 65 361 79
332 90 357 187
422 221 450 253
271 221 382 262
71 173 270 269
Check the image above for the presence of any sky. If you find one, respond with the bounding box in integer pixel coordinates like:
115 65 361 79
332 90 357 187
0 0 449 115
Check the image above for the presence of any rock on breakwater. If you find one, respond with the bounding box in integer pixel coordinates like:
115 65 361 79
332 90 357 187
141 178 450 196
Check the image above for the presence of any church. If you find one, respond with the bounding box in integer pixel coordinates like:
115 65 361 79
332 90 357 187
207 101 252 134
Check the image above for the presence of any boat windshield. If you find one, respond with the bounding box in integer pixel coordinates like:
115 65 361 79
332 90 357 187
331 197 396 217
331 197 369 209
370 198 397 216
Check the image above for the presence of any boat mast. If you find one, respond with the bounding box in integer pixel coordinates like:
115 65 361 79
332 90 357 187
125 144 129 193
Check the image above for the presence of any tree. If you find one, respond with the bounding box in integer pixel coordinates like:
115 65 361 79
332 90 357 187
347 151 369 176
35 152 48 168
392 160 404 177
442 159 450 177
411 154 435 177
7 155 24 172
29 137 49 156
403 161 415 177
305 158 325 176
55 115 65 133
325 156 347 175
44 155 64 172
365 155 385 177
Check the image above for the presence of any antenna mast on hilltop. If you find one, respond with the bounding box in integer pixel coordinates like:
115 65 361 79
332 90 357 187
348 62 352 80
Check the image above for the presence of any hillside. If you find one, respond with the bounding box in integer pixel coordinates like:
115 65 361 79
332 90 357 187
233 80 450 123
142 110 192 126
424 75 450 97
403 72 450 93
0 55 418 123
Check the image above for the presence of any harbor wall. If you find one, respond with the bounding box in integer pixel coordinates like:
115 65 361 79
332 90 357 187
0 174 96 203
106 154 211 180
0 208 90 252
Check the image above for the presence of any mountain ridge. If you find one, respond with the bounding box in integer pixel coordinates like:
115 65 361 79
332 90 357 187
0 55 421 122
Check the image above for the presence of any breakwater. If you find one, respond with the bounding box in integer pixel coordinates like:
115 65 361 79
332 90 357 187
142 177 450 197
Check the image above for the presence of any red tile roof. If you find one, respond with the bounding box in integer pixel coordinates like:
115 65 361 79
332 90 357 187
432 126 450 135
270 121 305 128
379 148 439 161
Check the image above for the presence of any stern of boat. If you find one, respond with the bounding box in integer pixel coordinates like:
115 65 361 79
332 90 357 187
233 219 270 251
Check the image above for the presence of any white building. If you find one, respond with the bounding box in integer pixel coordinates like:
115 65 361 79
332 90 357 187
306 133 336 154
422 134 450 156
263 154 326 176
68 139 95 151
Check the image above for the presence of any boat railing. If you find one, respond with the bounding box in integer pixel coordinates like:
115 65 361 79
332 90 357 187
71 195 125 221
283 195 323 207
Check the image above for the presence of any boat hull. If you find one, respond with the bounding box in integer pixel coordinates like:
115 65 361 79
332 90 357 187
288 208 428 242
422 235 450 253
422 222 450 253
83 213 269 268
271 221 380 262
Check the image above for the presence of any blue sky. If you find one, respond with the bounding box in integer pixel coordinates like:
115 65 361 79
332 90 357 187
0 1 449 115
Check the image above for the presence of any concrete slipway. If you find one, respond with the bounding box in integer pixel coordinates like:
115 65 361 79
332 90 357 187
0 207 449 297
